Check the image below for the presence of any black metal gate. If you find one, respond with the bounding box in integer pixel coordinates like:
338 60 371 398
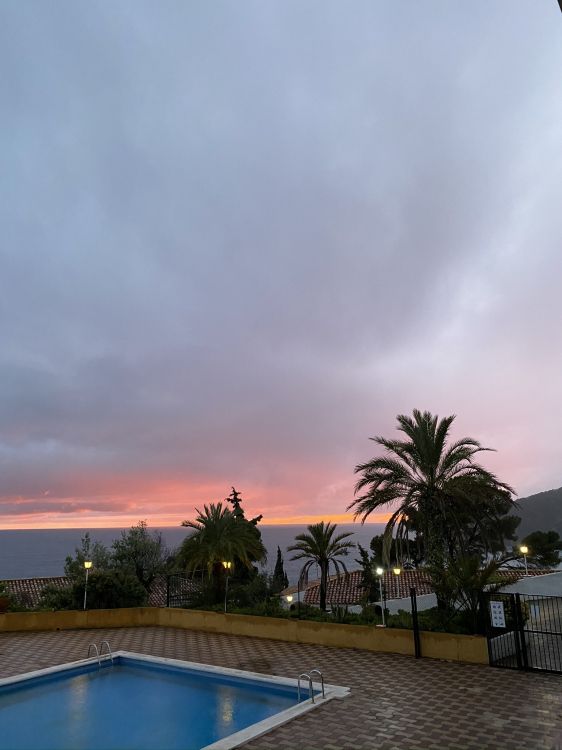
485 591 562 674
166 573 199 608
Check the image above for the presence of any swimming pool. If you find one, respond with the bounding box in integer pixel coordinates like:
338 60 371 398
0 651 349 750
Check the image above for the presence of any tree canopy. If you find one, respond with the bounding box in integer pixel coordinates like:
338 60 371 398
348 409 515 568
520 530 562 568
179 502 267 576
178 489 267 607
63 533 112 580
111 521 169 590
288 521 355 611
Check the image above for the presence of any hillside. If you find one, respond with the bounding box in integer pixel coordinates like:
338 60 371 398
515 486 562 537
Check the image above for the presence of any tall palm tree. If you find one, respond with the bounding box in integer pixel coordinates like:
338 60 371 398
348 410 514 568
288 522 355 611
179 503 267 582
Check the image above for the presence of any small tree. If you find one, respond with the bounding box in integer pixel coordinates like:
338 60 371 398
520 530 562 568
64 533 112 580
355 544 378 603
368 535 400 568
271 546 289 593
112 521 169 590
428 555 507 633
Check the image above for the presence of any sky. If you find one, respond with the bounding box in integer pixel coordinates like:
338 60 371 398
1 2 561 529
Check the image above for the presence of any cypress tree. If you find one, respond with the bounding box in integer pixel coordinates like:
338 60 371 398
272 546 289 592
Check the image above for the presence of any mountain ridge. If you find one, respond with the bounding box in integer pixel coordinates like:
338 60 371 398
515 486 562 537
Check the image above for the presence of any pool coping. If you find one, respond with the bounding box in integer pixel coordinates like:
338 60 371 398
0 649 350 750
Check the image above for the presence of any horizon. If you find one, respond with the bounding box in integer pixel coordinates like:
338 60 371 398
1 3 561 529
0 513 390 532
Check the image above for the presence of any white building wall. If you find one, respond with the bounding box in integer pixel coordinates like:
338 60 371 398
500 571 562 597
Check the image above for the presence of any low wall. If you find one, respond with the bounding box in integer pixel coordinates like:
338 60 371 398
420 630 488 664
0 607 158 632
0 607 488 665
160 608 416 655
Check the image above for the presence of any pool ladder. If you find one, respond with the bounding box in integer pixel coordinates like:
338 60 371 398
87 641 114 669
297 668 325 703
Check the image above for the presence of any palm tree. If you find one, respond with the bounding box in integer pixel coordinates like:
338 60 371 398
288 522 355 611
348 410 514 569
179 503 266 585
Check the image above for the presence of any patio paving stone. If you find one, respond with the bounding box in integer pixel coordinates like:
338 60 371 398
0 625 561 749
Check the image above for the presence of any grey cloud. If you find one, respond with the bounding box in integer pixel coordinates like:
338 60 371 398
1 2 561 516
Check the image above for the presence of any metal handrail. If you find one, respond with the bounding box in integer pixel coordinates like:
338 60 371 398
297 672 314 703
309 669 325 698
99 641 114 665
87 643 101 668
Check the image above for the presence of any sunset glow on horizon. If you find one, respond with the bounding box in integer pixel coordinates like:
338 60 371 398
0 474 392 530
0 513 391 532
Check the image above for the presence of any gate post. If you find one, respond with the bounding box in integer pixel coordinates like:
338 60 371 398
410 587 421 658
480 593 494 666
514 593 529 670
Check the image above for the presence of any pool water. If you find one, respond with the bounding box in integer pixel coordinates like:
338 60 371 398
0 656 305 750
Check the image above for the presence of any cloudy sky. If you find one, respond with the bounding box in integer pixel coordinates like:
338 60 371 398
1 2 561 529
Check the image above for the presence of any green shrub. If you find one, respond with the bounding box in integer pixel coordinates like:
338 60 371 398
385 607 477 634
0 582 17 612
39 585 75 610
39 571 147 610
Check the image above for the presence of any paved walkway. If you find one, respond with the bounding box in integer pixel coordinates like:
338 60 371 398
0 626 561 749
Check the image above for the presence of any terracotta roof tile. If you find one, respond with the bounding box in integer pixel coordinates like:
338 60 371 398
2 577 71 608
302 567 558 606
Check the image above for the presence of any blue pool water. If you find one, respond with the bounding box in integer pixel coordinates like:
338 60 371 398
0 657 304 750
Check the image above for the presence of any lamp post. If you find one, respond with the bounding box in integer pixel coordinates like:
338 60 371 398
375 567 385 627
520 545 529 576
222 561 232 612
393 566 402 599
285 577 302 619
83 561 92 610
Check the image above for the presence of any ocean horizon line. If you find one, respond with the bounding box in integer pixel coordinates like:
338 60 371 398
0 520 386 532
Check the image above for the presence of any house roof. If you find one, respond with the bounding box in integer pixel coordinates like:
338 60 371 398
301 567 558 606
302 569 433 606
1 577 70 608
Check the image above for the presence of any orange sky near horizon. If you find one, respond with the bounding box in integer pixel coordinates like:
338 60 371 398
0 478 392 529
0 511 391 531
0 471 393 531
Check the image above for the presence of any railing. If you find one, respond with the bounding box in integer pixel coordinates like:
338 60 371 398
297 668 325 702
308 669 325 698
87 641 114 669
297 672 314 703
87 643 101 667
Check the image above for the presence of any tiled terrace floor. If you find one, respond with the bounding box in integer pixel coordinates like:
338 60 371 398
1 626 561 749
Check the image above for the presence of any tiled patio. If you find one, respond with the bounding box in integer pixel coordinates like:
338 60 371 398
1 626 561 749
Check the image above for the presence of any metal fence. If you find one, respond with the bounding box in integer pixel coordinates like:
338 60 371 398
166 573 199 608
485 591 562 674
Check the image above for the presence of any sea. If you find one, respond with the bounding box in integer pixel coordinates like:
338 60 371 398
0 524 385 585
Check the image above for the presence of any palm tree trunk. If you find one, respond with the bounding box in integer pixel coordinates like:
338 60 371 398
319 563 328 611
211 561 226 605
424 518 450 610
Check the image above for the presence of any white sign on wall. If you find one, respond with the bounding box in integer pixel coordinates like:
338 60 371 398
489 600 506 629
